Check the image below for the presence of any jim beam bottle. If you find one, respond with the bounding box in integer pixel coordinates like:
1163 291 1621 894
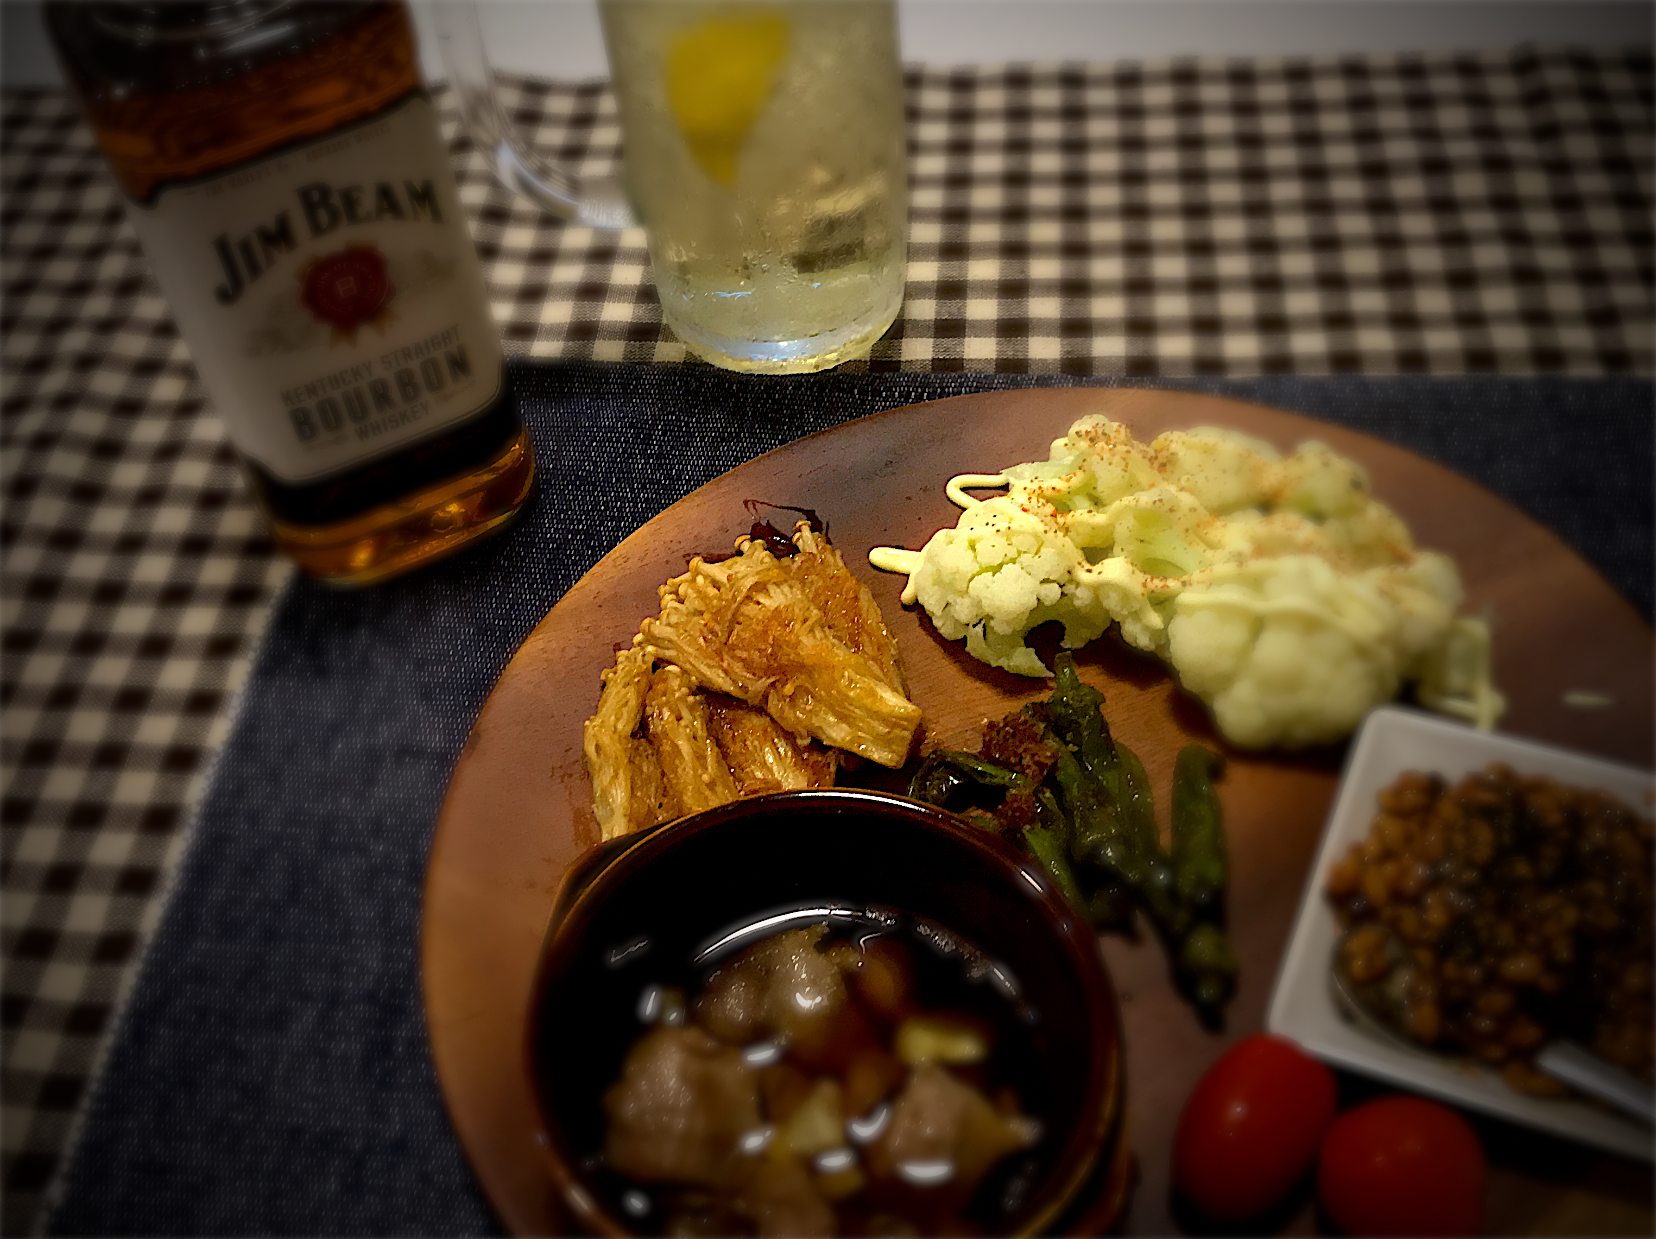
48 0 536 585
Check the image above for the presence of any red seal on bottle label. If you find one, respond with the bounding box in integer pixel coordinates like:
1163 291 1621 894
299 244 395 341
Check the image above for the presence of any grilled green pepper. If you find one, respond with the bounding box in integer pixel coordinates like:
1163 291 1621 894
906 653 1239 1028
1172 745 1227 914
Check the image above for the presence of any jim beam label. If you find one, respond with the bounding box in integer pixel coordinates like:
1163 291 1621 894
123 93 503 485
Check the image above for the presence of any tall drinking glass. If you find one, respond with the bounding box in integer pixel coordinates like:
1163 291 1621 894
440 0 907 374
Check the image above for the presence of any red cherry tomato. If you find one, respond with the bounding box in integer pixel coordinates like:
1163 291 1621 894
1172 1034 1338 1221
1317 1096 1486 1237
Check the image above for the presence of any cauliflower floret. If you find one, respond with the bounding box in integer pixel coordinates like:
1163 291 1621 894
908 498 1077 640
1200 612 1392 749
1167 556 1448 748
906 496 1111 675
874 415 1501 749
1161 593 1257 697
1002 456 1094 511
1083 487 1218 579
1321 501 1416 569
1020 414 1163 510
1076 557 1170 653
1416 615 1506 731
966 623 1049 677
1383 552 1464 670
1150 427 1279 514
1268 441 1371 521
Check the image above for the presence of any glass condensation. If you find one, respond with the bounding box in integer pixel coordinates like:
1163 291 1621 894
600 0 907 373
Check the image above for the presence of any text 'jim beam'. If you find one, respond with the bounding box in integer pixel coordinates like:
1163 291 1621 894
213 178 443 306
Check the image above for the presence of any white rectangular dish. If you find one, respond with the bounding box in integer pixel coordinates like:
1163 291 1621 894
1266 705 1655 1161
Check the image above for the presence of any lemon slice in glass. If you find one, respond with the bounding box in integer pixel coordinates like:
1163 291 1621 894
665 10 790 188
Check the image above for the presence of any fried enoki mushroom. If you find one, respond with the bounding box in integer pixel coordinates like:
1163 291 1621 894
583 521 920 840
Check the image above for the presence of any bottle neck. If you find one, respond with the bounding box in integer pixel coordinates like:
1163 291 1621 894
47 1 375 99
47 1 417 201
83 2 297 44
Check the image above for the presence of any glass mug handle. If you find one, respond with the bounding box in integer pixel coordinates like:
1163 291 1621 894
432 1 635 229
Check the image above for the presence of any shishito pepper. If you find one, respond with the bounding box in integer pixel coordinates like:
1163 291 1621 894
1045 660 1134 870
1172 745 1228 914
907 748 1089 912
908 652 1238 1028
907 748 1024 809
1114 741 1160 857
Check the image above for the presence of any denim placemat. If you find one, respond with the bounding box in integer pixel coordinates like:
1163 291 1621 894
45 366 1652 1236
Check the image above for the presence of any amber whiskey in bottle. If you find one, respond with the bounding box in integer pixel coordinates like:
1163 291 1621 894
48 0 536 585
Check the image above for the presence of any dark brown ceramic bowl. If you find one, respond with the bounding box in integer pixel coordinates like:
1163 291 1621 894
526 789 1129 1237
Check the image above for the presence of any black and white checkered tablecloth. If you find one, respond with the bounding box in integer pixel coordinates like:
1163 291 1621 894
3 50 1652 1231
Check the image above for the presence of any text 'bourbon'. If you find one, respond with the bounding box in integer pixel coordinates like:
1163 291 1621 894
49 0 537 585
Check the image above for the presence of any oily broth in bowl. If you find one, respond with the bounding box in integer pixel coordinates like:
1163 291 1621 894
527 791 1123 1237
597 908 1047 1235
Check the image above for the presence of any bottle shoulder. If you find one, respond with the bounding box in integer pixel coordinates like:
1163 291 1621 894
49 1 421 201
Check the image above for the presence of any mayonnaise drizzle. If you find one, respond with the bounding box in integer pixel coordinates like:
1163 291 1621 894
945 472 1009 508
868 546 922 603
870 471 1006 601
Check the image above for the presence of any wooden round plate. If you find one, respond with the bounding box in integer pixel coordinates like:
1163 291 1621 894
422 387 1654 1236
